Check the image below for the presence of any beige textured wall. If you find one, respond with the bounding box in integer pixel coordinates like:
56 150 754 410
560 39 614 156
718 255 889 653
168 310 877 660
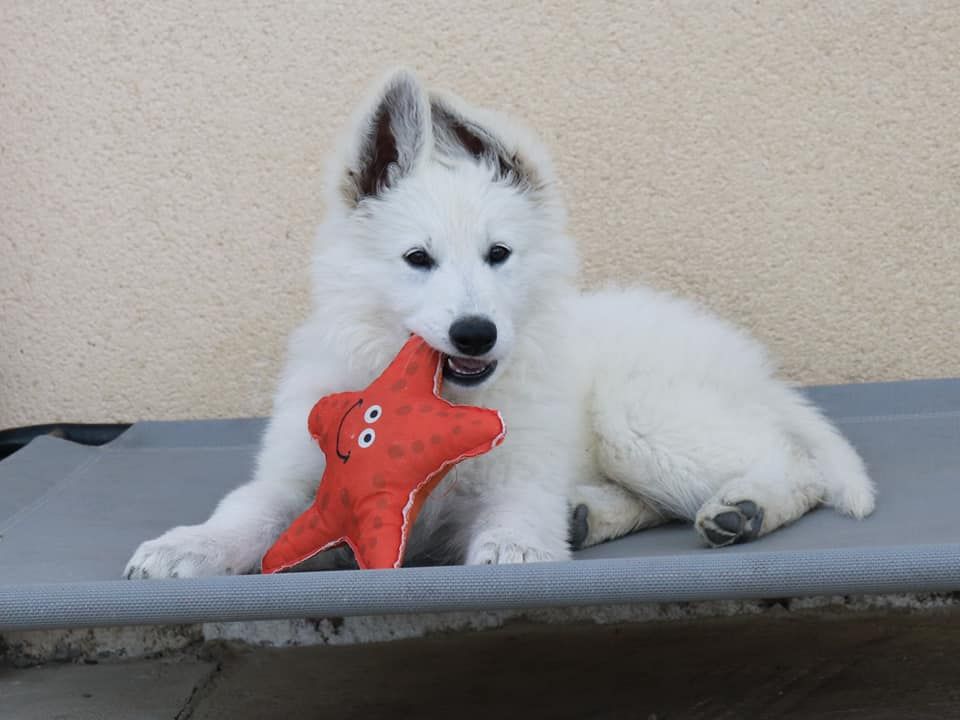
2 2 958 427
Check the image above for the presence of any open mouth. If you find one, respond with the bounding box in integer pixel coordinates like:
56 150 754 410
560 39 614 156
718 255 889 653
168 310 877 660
442 356 498 386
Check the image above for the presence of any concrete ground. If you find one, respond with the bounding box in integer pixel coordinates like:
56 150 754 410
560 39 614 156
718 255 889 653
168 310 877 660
3 605 960 719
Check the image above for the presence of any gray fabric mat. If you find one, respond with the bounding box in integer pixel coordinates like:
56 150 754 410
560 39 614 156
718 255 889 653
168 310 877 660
1 380 959 630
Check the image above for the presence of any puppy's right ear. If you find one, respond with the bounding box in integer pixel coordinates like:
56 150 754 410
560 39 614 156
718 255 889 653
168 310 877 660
339 69 430 208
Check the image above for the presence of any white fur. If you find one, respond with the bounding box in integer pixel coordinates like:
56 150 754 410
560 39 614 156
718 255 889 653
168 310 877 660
124 69 874 579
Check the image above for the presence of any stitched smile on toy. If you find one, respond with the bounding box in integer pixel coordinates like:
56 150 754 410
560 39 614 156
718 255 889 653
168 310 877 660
335 399 363 463
442 356 498 386
335 398 384 464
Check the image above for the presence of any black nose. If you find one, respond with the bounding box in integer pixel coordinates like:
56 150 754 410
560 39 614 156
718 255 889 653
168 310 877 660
449 316 497 356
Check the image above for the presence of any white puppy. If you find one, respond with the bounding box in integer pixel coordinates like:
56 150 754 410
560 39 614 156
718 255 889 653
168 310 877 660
125 69 874 579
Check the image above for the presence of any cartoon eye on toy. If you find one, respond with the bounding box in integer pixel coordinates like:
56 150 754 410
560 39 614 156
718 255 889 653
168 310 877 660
358 428 376 448
363 404 383 424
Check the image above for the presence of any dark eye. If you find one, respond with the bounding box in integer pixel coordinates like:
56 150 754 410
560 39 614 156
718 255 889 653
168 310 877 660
486 244 512 266
358 428 376 449
404 248 436 270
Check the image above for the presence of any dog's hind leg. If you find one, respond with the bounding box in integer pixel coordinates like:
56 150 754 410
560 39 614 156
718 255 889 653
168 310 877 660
569 481 668 549
590 376 836 548
694 442 822 548
695 386 874 547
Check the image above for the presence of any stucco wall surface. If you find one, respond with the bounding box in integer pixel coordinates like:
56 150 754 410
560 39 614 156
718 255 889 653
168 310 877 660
2 2 958 426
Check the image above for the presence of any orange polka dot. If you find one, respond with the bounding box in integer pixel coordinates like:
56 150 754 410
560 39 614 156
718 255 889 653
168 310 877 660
431 433 443 445
419 403 433 413
340 488 351 507
406 362 420 376
454 411 466 419
368 536 378 548
437 410 450 418
397 404 412 416
388 443 405 459
392 379 408 392
372 516 383 529
319 492 330 511
308 515 318 529
452 425 462 435
411 439 425 454
471 419 482 426
372 473 386 489
293 522 305 536
376 497 389 510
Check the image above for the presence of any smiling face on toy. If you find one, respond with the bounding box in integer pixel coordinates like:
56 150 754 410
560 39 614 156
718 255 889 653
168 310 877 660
306 339 451 477
331 398 383 464
312 393 396 472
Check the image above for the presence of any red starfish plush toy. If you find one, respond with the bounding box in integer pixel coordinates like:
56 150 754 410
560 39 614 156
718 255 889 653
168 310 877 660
261 335 506 572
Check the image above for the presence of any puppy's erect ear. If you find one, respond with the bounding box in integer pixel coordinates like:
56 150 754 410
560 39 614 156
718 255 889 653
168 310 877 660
341 69 430 207
430 93 544 194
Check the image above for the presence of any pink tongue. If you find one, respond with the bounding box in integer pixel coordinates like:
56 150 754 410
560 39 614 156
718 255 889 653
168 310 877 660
449 357 487 374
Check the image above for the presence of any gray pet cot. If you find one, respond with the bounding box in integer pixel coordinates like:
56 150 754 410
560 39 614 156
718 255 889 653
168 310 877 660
1 379 958 631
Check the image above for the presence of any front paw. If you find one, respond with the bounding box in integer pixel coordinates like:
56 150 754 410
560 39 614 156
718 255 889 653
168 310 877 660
123 525 241 579
466 531 567 565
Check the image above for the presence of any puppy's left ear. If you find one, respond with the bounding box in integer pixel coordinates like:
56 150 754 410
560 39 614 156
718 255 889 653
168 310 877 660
339 69 431 208
430 93 546 194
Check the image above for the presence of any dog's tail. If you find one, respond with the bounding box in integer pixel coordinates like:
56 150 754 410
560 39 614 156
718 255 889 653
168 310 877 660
777 386 876 519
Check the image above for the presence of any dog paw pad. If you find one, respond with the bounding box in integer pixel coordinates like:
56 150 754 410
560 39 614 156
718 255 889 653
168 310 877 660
696 500 764 548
